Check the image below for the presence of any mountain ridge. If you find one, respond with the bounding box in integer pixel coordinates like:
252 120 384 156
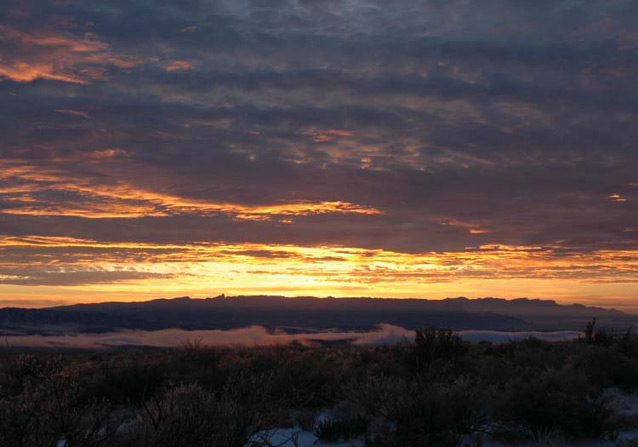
0 296 634 336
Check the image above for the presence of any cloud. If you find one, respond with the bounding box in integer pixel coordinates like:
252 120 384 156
0 0 636 307
0 268 180 286
0 236 635 290
0 23 143 84
164 60 193 72
55 109 94 119
302 129 356 142
609 194 627 202
0 325 582 349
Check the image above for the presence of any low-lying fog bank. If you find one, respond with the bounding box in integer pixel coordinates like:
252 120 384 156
1 324 582 349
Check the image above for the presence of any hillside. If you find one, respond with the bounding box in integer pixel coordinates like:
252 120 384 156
0 296 634 336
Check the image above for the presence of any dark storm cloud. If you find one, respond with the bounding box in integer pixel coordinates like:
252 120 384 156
0 0 636 288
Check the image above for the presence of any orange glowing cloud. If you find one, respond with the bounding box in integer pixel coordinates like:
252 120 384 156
164 60 193 72
0 26 108 51
431 218 491 234
0 24 145 84
55 109 94 119
90 148 130 159
0 156 381 219
608 193 627 202
0 236 636 309
0 196 381 220
0 236 635 282
0 61 89 84
303 129 356 142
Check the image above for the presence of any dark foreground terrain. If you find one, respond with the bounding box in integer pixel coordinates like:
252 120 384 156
1 323 637 447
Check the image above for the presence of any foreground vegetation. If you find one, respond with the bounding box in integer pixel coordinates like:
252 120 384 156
0 324 637 447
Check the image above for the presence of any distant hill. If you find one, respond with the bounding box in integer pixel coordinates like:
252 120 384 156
437 297 632 330
0 296 635 336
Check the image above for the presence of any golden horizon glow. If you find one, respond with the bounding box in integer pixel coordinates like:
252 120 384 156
1 235 636 311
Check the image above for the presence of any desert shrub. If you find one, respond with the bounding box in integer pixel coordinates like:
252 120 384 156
412 328 467 368
127 369 284 447
342 375 411 422
584 318 615 346
490 338 564 371
90 356 167 405
343 374 488 447
0 332 633 446
127 384 229 447
126 379 275 447
469 338 577 393
293 408 318 431
574 346 638 392
265 350 341 408
618 328 638 358
527 426 566 447
0 355 121 447
179 337 206 356
211 346 336 408
314 417 367 442
494 366 614 440
0 390 59 447
390 379 489 446
366 426 460 447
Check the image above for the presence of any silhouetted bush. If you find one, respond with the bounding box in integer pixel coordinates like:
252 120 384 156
584 318 615 346
1 324 636 447
413 328 467 368
0 355 121 447
619 327 638 358
343 374 489 447
90 355 166 404
124 374 278 447
314 417 367 442
574 346 638 392
494 366 614 440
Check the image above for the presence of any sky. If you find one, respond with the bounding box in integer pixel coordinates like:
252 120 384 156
0 0 636 311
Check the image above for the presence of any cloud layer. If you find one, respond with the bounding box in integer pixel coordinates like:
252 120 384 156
0 0 636 307
1 325 582 349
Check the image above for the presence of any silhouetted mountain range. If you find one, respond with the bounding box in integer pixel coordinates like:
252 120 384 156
0 296 635 336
